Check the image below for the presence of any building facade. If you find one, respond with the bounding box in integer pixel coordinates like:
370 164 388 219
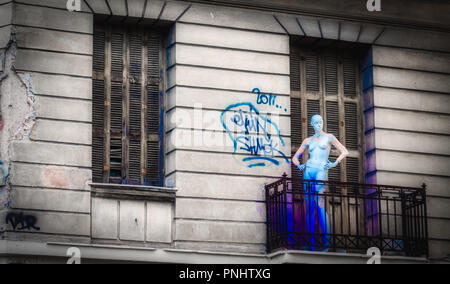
0 0 449 264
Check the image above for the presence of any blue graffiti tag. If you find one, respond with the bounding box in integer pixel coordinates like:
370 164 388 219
254 88 276 106
253 88 287 112
220 102 290 168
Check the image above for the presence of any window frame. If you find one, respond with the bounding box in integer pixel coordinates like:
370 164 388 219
92 24 166 187
290 45 366 184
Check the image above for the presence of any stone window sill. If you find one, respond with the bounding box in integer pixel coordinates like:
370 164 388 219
89 183 177 202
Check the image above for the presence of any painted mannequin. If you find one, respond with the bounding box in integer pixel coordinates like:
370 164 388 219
292 114 349 250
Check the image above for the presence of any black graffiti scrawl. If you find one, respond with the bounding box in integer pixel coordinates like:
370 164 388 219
5 212 40 231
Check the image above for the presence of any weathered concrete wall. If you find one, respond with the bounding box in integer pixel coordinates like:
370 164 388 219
364 41 450 259
166 21 291 253
92 198 173 244
0 0 14 210
0 1 93 240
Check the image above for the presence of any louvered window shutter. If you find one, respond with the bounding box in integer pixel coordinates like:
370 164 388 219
324 56 338 95
290 47 301 92
290 48 363 184
92 28 105 183
92 79 104 183
290 47 302 191
147 34 163 186
305 55 320 93
92 26 164 186
343 58 357 97
111 31 124 182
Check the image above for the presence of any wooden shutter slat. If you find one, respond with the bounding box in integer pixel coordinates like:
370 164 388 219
110 82 123 131
146 35 162 186
122 31 130 183
147 34 160 80
290 48 301 91
92 80 104 131
104 28 112 183
147 85 160 135
346 156 360 195
92 15 105 183
290 97 302 152
129 140 141 184
328 154 341 182
141 33 149 185
305 55 320 93
147 141 160 185
343 58 357 97
345 102 358 150
129 34 142 78
129 80 141 183
92 137 104 183
111 33 124 74
93 29 105 73
346 157 359 184
129 83 142 137
326 101 340 141
324 56 338 95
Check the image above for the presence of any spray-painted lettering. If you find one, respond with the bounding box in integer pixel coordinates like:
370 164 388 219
221 101 289 168
5 212 40 231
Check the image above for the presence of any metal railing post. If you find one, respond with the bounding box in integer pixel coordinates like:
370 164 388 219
422 183 429 258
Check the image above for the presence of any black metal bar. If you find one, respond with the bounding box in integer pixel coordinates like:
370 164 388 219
414 193 419 251
394 195 398 240
371 190 374 238
331 182 336 251
377 186 383 248
355 187 360 248
422 184 429 257
347 187 351 249
362 187 367 242
386 197 391 237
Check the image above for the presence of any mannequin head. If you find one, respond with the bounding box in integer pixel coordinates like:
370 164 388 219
311 114 324 134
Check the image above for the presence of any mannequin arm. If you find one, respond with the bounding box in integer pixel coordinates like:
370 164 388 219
292 138 309 166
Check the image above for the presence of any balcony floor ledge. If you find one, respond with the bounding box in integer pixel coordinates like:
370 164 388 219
267 249 429 264
0 240 430 264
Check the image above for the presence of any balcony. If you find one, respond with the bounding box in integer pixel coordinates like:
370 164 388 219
265 173 428 258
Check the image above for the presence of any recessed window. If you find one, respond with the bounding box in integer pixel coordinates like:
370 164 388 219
290 46 364 185
92 25 164 186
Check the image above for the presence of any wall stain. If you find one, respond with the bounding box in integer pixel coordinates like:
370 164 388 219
43 167 68 188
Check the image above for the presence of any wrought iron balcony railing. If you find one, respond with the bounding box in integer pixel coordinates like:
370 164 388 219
265 173 428 257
